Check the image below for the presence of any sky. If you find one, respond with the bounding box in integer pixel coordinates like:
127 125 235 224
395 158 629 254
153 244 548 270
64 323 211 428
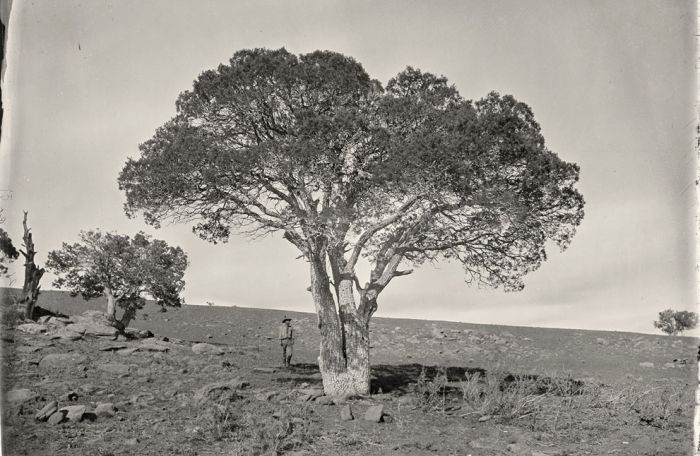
0 0 696 335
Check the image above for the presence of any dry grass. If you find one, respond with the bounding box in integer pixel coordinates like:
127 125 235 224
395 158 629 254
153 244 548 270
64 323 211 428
411 366 691 442
195 398 318 455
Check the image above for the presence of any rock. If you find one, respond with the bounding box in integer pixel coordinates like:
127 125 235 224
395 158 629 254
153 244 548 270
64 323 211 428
16 345 42 354
46 316 71 326
639 362 654 368
126 328 153 339
340 405 354 421
16 323 48 335
595 337 609 345
191 343 224 355
193 378 249 405
37 316 51 324
296 388 324 399
99 344 128 351
478 415 493 422
314 395 334 405
138 340 170 352
117 347 140 356
332 393 352 405
59 405 86 422
364 404 384 422
7 388 38 404
253 367 276 373
663 362 676 369
48 328 83 341
96 363 130 376
297 394 312 403
94 402 117 418
47 410 66 425
35 401 58 421
64 322 118 338
124 438 138 446
507 443 528 453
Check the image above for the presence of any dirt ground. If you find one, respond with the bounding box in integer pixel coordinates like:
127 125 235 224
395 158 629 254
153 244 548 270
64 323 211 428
1 289 697 455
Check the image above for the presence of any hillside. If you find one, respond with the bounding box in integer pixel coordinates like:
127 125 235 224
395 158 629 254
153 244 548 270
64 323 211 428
2 288 695 386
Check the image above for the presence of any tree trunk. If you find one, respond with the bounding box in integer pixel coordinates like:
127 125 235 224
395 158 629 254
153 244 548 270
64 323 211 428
310 257 371 396
105 289 117 320
19 212 44 320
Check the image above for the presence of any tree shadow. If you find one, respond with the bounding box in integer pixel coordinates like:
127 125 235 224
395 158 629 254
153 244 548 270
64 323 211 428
271 362 586 395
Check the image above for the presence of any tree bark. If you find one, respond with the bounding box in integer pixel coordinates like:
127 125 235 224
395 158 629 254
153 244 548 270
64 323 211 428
105 288 117 320
19 212 44 320
310 255 371 396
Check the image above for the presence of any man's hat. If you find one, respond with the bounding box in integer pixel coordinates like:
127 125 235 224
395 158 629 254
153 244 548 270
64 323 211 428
282 316 291 322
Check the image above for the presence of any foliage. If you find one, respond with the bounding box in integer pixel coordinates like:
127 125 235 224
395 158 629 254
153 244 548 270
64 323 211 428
119 47 584 306
0 227 18 277
45 230 188 320
653 309 698 336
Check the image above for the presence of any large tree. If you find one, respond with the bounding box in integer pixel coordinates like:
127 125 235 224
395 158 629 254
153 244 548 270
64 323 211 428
46 230 188 329
119 48 584 395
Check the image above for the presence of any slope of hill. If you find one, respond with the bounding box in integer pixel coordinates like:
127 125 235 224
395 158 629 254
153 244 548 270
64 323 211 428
1 287 696 455
2 288 695 385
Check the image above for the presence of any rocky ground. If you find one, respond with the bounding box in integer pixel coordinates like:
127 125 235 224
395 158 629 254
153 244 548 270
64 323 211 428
1 289 697 455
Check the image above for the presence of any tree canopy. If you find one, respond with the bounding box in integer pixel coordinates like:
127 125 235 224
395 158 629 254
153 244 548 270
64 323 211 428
119 48 584 299
46 230 188 322
653 309 698 336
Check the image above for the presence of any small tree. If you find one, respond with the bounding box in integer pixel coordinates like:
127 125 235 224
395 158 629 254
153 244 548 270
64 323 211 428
0 209 19 278
654 309 698 336
46 230 188 329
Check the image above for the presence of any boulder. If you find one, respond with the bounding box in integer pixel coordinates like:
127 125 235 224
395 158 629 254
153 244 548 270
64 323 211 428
94 402 117 418
64 323 118 338
6 388 38 405
35 400 58 421
16 323 48 335
193 378 248 405
340 405 354 421
47 410 66 425
59 405 86 422
191 343 225 355
364 404 384 422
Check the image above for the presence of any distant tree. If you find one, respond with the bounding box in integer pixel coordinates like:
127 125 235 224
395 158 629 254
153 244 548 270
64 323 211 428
46 230 188 330
0 209 19 277
654 309 698 336
118 48 585 395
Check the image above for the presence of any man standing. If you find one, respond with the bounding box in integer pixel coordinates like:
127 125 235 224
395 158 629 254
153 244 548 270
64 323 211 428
279 316 294 367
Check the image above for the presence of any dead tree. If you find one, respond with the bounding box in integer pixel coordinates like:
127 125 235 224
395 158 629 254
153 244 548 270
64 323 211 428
19 211 44 320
